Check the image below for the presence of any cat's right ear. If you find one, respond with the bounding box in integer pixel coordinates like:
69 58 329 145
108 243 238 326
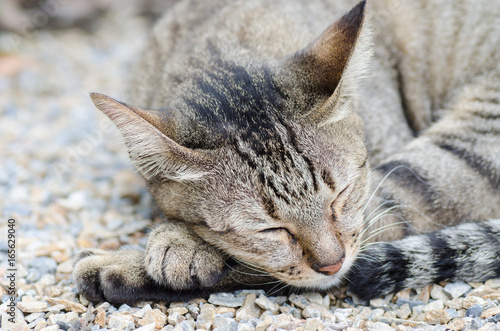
90 93 213 181
284 0 371 125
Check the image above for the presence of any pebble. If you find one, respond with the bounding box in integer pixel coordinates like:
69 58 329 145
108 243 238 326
108 313 135 330
485 279 500 289
212 315 238 331
289 293 310 309
482 307 500 318
395 303 411 319
444 281 472 299
423 300 444 312
302 318 323 331
446 308 461 319
431 284 450 301
255 294 279 314
236 294 261 322
136 322 157 331
424 309 451 325
463 296 487 309
365 321 394 331
209 293 245 308
304 292 324 306
15 301 46 314
466 304 484 318
196 304 216 329
140 308 168 328
133 304 153 318
395 298 424 308
45 298 86 313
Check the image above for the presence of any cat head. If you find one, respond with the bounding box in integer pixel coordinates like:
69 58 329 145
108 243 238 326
91 1 371 289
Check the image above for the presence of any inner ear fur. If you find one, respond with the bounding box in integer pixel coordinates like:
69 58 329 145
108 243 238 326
90 93 213 181
284 0 370 124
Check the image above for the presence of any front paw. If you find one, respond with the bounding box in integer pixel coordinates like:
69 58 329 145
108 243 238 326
73 249 158 303
145 223 227 290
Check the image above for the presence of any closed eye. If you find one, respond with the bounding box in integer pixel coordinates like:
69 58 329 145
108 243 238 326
259 227 297 244
331 186 349 222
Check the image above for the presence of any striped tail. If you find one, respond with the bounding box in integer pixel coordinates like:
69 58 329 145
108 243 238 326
347 219 500 300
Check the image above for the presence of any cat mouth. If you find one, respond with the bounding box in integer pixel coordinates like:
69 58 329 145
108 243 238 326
270 253 355 289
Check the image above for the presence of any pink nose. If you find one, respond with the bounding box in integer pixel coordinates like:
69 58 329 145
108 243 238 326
318 258 344 276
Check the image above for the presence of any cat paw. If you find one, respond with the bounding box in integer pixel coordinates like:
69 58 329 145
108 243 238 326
73 249 157 303
145 223 227 290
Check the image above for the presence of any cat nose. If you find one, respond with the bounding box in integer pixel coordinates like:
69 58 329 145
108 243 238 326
317 258 344 276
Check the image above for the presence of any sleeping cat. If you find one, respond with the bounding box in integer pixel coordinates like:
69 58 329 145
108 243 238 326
74 0 500 303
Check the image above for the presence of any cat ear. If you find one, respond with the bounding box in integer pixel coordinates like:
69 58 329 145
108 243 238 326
90 93 212 181
287 0 371 125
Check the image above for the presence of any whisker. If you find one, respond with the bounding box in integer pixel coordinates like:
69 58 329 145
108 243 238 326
227 274 282 287
361 164 414 215
363 200 398 227
267 281 290 296
223 261 269 277
360 222 407 244
361 204 406 236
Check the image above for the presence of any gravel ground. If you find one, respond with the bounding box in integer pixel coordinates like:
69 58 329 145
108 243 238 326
2 3 500 331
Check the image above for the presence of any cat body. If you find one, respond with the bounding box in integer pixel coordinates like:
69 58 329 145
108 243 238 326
74 0 500 302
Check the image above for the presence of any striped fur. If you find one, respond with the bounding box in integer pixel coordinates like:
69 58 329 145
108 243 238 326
349 219 500 300
74 0 500 303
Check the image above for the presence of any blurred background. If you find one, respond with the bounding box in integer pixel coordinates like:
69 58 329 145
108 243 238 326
0 0 176 314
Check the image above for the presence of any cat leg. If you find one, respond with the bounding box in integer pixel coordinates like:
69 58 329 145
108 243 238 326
144 222 228 290
73 249 168 303
73 247 274 303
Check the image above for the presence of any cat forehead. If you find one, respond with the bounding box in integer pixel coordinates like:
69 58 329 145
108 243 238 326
178 59 287 139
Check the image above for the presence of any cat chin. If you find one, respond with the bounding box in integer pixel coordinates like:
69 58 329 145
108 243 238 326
274 255 355 290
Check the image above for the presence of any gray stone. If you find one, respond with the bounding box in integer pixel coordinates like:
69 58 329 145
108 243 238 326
108 313 135 331
56 321 72 330
423 299 444 312
366 321 394 331
209 292 245 308
136 323 156 331
304 292 324 306
25 312 44 323
196 304 215 329
236 321 255 331
118 303 132 312
236 294 261 322
396 298 425 308
446 308 461 318
303 318 323 331
492 313 500 323
254 295 279 314
186 304 200 319
369 298 388 308
175 320 196 331
431 284 450 301
133 304 152 318
466 304 484 318
234 289 266 297
485 279 500 289
288 294 310 309
302 307 321 319
324 321 350 331
444 281 472 299
212 315 238 331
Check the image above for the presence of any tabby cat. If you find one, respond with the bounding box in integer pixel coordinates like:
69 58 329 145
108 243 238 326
74 0 500 303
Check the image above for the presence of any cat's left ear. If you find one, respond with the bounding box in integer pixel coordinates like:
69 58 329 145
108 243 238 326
285 0 371 125
90 93 213 181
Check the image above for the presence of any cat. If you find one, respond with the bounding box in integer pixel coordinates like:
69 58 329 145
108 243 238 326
73 0 500 303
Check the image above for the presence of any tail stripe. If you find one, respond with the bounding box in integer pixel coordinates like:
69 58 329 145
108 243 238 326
348 219 500 300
